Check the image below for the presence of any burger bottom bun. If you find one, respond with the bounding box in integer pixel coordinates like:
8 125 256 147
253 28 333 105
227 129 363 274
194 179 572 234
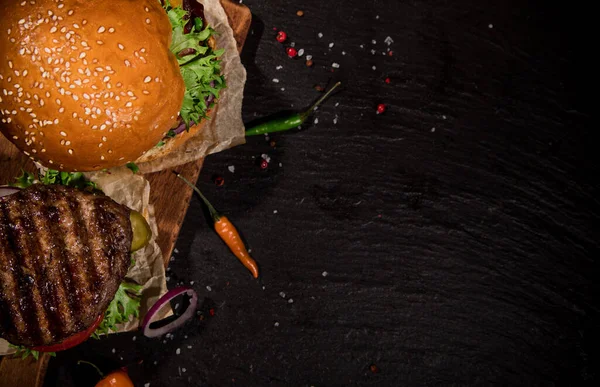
134 111 211 165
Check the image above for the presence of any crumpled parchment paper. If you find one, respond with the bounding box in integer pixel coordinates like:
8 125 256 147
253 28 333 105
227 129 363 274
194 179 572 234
0 0 245 355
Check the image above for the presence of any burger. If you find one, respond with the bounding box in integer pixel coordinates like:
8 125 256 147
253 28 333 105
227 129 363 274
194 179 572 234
0 0 225 172
0 172 152 355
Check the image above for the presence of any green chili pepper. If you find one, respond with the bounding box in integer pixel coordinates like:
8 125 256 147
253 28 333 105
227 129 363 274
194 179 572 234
245 81 341 136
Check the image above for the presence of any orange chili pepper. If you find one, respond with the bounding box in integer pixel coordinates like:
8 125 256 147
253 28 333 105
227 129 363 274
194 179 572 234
95 370 134 387
175 173 260 278
78 361 134 387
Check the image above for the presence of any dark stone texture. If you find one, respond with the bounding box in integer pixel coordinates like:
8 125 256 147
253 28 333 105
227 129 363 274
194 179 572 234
43 0 597 386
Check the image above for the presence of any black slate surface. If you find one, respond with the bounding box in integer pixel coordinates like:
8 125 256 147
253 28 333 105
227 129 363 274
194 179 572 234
42 0 597 386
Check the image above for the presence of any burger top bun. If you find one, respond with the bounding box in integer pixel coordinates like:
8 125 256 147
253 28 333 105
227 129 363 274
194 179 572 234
0 0 185 171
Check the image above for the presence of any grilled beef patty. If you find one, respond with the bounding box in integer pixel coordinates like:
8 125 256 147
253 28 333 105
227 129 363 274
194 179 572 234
0 184 132 347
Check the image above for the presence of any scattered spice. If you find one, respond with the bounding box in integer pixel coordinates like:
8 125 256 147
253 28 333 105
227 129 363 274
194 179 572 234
314 85 324 92
388 51 393 56
270 140 277 147
175 173 260 279
286 47 298 58
276 31 287 43
306 59 314 67
376 104 386 114
213 176 225 187
209 308 215 316
296 10 304 17
370 364 380 374
385 77 391 84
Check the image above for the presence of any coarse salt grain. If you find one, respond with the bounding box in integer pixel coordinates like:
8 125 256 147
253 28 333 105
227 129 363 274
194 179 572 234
274 322 279 327
371 49 376 55
176 348 181 355
317 32 323 38
371 39 376 44
174 248 179 253
332 62 340 68
333 116 338 124
431 127 436 132
305 55 312 60
272 78 279 83
206 285 212 291
288 298 294 303
342 51 346 55
273 210 278 214
314 118 319 124
297 48 304 56
276 65 283 70
384 36 394 45
322 271 328 277
488 24 493 29
279 291 286 298
228 165 235 173
329 42 334 48
145 384 150 387
372 66 377 70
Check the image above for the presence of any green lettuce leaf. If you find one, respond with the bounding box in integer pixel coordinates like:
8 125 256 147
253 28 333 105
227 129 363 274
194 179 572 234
8 345 55 360
162 0 226 127
93 280 143 338
10 169 97 190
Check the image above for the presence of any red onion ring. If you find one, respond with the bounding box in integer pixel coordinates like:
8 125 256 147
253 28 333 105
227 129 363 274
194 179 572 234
0 186 21 198
141 286 198 338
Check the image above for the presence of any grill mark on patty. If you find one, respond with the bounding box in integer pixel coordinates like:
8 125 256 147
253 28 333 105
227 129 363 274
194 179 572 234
48 190 96 330
0 203 27 341
64 192 103 307
11 190 57 344
44 198 84 329
30 188 77 339
0 200 43 344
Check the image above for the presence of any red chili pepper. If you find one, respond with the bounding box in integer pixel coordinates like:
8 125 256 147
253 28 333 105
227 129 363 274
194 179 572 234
209 308 215 316
286 47 298 58
376 104 386 114
384 77 391 84
276 31 287 43
213 176 225 187
260 159 268 169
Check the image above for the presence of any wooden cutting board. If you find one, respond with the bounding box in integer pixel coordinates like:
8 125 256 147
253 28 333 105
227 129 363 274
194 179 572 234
0 1 250 385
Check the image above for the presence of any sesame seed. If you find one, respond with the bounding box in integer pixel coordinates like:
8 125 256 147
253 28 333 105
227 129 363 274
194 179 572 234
68 149 73 154
60 131 67 136
79 52 86 59
73 23 79 29
108 27 115 33
96 40 103 45
82 20 88 25
143 76 151 83
124 60 131 67
118 43 124 50
145 18 151 24
50 26 57 33
97 26 105 33
103 75 110 82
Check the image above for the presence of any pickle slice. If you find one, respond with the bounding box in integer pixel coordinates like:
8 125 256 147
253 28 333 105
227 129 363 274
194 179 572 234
130 210 152 252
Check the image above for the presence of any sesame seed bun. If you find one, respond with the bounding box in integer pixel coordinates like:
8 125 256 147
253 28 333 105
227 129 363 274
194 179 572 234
0 0 185 171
